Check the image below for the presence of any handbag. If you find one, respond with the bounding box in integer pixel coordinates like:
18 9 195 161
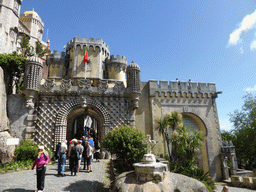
37 165 44 171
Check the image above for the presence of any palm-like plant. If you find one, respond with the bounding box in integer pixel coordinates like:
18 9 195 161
155 111 184 159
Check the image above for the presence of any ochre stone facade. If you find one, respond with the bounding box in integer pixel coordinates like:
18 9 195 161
20 36 223 180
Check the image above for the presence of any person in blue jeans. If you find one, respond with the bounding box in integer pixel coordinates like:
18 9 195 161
58 140 67 176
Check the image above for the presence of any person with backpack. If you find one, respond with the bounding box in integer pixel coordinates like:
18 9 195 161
32 146 50 192
69 139 79 176
57 140 67 176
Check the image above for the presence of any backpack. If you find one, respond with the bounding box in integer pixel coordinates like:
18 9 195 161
70 147 77 159
55 142 61 158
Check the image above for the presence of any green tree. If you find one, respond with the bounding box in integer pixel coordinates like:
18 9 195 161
35 41 50 57
0 53 26 94
171 126 204 169
155 111 183 159
20 34 34 57
228 93 256 170
102 125 147 170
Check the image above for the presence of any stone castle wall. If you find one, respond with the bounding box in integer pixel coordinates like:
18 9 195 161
147 80 222 181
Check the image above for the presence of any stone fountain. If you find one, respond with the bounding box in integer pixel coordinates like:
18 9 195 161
114 134 209 192
133 135 167 182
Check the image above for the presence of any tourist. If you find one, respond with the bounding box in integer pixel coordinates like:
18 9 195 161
85 141 93 172
82 136 88 170
76 140 84 173
94 137 100 162
69 139 79 176
32 146 50 192
87 136 94 161
58 140 67 176
221 185 229 192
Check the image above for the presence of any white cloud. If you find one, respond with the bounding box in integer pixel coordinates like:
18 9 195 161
245 85 256 92
250 39 256 50
228 9 256 46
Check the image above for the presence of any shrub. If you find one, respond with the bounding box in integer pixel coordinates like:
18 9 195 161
14 139 38 161
102 125 147 171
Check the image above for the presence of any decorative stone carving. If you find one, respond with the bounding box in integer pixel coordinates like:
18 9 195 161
80 95 90 107
143 134 156 154
26 95 34 109
43 79 55 90
113 81 125 93
60 79 72 90
78 79 91 90
98 80 108 92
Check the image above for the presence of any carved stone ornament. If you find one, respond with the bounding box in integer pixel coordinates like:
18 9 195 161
78 79 92 90
43 79 55 90
113 81 125 93
98 80 108 92
80 95 90 108
26 96 34 109
60 79 72 90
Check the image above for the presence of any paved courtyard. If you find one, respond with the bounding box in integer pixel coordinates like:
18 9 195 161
0 160 255 192
0 160 111 192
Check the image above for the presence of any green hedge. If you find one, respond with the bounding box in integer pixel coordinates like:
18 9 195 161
14 139 38 161
102 125 147 171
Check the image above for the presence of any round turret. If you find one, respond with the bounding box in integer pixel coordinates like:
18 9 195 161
24 56 43 90
127 61 141 92
127 60 140 71
127 61 141 109
105 55 127 82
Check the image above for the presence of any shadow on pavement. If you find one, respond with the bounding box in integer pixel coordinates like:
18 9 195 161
2 188 34 192
63 180 109 192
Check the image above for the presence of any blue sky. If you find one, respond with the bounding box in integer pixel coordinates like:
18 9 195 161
21 0 256 132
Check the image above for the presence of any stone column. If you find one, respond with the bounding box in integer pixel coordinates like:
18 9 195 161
24 56 43 139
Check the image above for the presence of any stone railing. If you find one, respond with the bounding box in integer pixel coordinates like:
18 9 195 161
231 176 256 189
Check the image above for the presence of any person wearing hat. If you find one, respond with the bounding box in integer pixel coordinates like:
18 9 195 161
32 146 50 192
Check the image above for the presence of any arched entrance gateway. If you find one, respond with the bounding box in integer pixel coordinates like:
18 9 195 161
54 95 110 148
182 113 209 173
66 106 104 142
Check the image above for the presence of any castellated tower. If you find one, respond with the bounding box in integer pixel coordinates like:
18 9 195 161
19 10 44 48
65 37 110 80
105 55 127 86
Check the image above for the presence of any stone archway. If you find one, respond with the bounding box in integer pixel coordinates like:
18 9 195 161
54 95 110 147
182 112 209 173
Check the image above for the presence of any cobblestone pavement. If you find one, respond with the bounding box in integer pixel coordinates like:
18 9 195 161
0 160 111 192
215 182 255 192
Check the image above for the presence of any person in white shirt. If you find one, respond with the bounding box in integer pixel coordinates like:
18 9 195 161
58 140 67 176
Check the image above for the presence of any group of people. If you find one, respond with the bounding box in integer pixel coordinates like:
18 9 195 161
57 135 101 177
31 133 100 191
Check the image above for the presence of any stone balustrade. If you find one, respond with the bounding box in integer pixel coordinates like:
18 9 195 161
231 175 256 189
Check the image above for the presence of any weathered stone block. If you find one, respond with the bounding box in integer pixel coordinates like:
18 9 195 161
231 176 243 187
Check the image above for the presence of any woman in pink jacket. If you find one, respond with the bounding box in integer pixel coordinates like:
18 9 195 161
32 146 50 192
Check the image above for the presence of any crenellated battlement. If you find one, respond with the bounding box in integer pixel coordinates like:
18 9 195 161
66 36 110 55
106 55 127 65
149 80 216 98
